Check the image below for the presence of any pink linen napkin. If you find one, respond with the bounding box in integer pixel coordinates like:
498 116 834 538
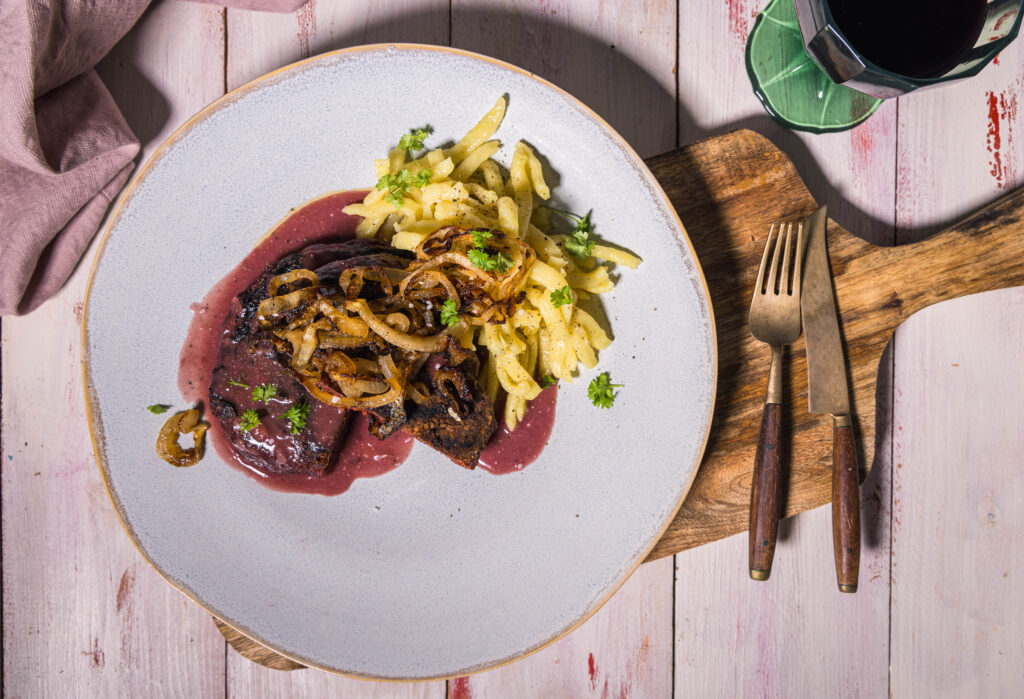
0 0 306 316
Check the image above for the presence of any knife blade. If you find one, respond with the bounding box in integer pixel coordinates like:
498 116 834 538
801 204 860 593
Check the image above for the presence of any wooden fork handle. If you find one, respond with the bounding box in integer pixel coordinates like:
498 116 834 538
832 420 860 593
749 400 783 580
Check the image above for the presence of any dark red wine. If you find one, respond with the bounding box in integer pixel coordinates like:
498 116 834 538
830 0 988 78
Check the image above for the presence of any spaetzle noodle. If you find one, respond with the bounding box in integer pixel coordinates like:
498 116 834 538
343 96 640 430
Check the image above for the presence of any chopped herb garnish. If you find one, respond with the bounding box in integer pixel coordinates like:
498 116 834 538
492 251 513 274
283 401 311 435
413 169 433 188
440 298 460 327
238 409 260 432
251 384 278 403
468 248 513 274
542 206 596 259
147 404 170 414
540 374 558 388
226 378 249 388
398 127 432 154
564 228 595 259
376 168 432 207
587 372 622 409
466 227 512 274
467 248 492 270
550 286 573 308
470 228 493 247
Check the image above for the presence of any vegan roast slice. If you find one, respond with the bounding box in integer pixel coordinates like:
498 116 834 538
209 240 496 477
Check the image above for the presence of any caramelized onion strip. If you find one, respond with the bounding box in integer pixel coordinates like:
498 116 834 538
317 298 369 337
301 377 403 409
155 409 207 467
268 269 319 296
345 299 445 353
257 287 316 322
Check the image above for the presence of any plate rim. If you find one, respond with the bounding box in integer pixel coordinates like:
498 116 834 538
81 42 718 681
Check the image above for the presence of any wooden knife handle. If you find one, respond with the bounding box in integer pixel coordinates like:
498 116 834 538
832 423 860 592
749 402 783 580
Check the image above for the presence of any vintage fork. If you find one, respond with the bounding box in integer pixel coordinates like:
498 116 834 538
747 221 805 581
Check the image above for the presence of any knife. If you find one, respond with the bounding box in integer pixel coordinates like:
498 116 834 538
801 205 860 593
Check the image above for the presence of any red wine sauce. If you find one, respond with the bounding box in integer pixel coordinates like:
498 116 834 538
478 385 558 474
178 189 555 492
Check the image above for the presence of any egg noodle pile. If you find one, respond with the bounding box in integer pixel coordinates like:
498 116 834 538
342 97 640 430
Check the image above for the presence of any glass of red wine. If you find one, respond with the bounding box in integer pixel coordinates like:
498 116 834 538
746 0 1023 132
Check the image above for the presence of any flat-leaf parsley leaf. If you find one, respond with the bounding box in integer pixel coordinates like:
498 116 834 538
239 409 260 432
542 206 596 259
398 127 432 153
413 169 433 188
147 404 170 414
467 248 492 270
440 298 460 327
550 286 573 307
376 168 432 207
468 248 513 274
470 228 493 247
251 384 278 403
540 374 558 388
587 372 622 409
283 402 311 435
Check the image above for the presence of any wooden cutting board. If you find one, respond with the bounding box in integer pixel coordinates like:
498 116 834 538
218 128 1024 666
645 128 1024 561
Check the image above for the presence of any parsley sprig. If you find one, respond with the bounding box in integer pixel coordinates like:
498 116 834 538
468 248 513 274
398 127 432 154
251 383 278 403
465 228 513 274
542 206 596 259
376 169 433 207
550 286 573 308
238 409 260 432
587 372 622 409
283 402 311 435
147 404 170 414
226 378 250 388
470 228 493 247
540 374 558 388
440 298 460 327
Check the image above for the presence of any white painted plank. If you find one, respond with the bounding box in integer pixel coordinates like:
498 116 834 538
226 663 447 699
890 291 1024 696
450 1 677 694
674 501 891 696
452 0 677 159
892 34 1024 697
895 47 1024 236
1 4 227 697
226 0 450 91
451 557 674 699
223 1 448 693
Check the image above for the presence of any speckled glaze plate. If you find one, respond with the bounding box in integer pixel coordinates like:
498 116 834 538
82 44 716 680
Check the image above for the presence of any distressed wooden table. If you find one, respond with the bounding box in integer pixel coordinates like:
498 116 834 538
3 1 1023 696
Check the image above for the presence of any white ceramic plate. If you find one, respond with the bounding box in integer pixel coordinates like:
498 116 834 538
83 44 715 680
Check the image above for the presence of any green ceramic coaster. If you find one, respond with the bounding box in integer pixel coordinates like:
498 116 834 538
746 0 882 133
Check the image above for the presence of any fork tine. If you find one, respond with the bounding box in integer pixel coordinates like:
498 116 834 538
765 222 783 294
755 223 776 294
781 222 793 295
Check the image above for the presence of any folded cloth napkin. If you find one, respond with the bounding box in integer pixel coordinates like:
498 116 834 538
0 0 306 316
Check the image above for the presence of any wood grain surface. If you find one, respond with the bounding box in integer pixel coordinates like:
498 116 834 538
749 402 784 580
646 130 1024 561
3 0 1024 696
